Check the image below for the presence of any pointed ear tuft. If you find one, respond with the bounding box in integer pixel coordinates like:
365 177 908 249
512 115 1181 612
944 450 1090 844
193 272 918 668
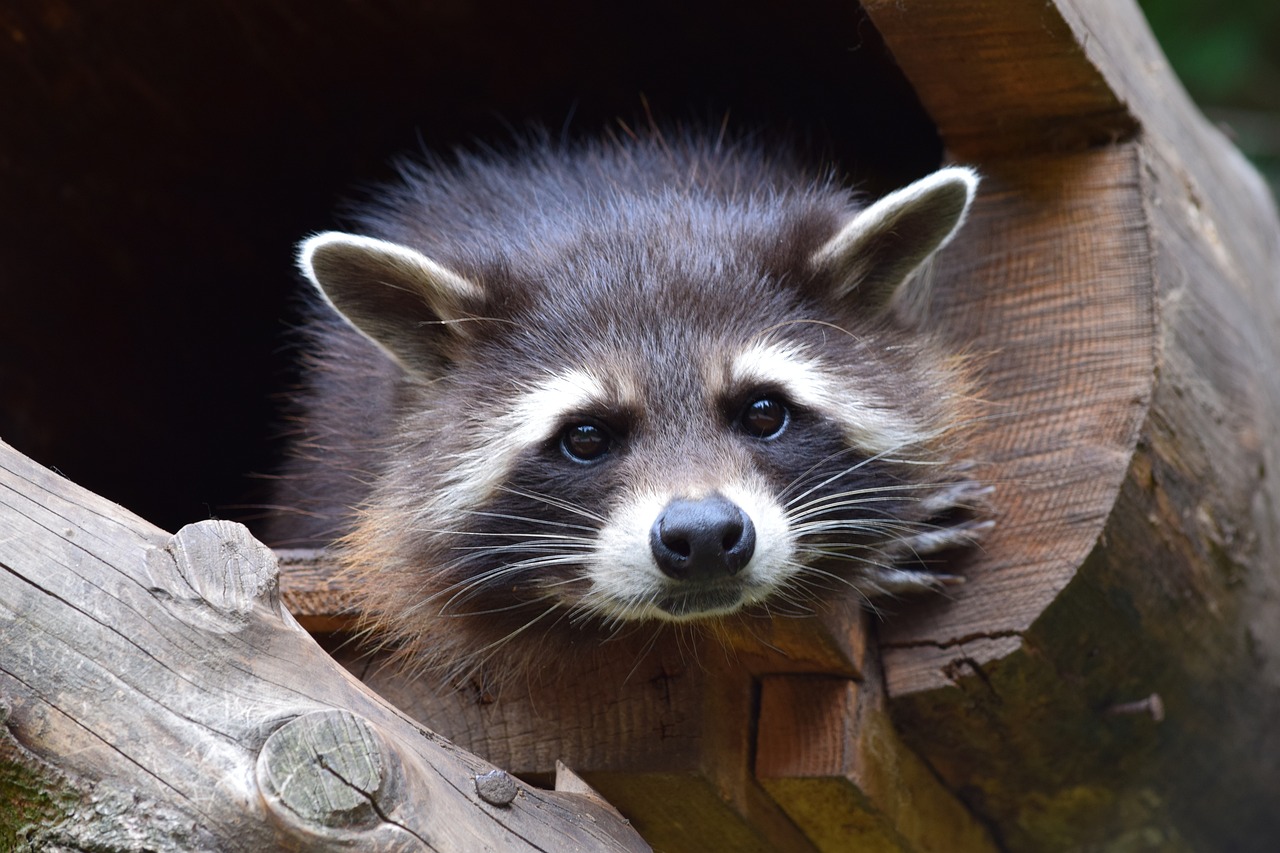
814 167 979 313
298 232 483 374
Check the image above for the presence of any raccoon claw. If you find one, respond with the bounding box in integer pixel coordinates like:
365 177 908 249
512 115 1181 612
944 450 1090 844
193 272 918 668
883 518 994 562
918 480 995 516
860 566 960 596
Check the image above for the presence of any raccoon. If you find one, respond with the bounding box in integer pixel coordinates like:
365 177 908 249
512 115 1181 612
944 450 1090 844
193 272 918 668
270 131 988 683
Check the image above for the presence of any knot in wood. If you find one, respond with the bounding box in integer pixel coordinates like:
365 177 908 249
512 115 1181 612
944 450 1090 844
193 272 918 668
163 519 282 620
256 709 398 829
474 769 519 806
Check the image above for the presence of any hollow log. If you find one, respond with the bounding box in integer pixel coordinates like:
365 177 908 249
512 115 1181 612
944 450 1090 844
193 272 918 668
0 439 646 852
862 1 1280 849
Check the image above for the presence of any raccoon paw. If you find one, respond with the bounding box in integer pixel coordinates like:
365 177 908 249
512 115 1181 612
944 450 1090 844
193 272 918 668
917 479 995 516
865 494 994 597
858 564 965 596
882 517 994 563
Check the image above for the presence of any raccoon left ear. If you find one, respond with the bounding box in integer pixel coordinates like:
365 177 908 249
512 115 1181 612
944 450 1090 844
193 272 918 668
814 167 979 312
298 232 484 374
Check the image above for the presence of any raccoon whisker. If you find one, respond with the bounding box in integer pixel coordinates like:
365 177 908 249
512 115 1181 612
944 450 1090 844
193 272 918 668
790 516 924 536
622 623 669 684
784 495 916 524
432 600 550 617
786 512 914 535
747 589 815 621
778 435 941 504
784 479 942 517
569 591 659 632
448 540 595 553
785 482 974 528
460 507 599 533
778 444 881 505
420 556 578 614
782 562 878 606
458 601 564 661
494 485 608 524
792 544 887 563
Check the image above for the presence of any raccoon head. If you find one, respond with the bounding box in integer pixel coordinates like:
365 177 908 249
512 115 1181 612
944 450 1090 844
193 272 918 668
298 165 984 674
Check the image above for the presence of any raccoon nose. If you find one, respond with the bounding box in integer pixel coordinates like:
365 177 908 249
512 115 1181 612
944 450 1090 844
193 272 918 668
650 495 756 581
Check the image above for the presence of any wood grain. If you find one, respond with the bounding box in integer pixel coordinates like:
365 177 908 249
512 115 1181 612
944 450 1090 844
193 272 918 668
0 439 647 851
864 0 1280 849
877 144 1154 692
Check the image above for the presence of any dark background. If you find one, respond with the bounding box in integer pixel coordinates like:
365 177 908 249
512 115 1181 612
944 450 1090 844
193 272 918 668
0 1 941 535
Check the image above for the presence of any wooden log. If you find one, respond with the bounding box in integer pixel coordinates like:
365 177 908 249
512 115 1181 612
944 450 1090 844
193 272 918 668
756 671 994 853
0 440 646 852
860 0 1280 849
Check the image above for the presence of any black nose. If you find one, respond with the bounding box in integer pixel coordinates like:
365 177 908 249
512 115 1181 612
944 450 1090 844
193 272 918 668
650 495 756 581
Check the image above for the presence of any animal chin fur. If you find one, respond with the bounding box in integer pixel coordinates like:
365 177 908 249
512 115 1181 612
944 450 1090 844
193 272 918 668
269 130 989 686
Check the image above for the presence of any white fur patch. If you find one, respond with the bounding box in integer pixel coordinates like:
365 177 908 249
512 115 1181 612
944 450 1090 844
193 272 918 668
728 340 928 455
504 370 609 448
584 477 796 623
421 368 614 522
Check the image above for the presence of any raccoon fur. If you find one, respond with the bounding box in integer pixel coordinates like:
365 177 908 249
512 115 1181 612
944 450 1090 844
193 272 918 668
270 130 988 684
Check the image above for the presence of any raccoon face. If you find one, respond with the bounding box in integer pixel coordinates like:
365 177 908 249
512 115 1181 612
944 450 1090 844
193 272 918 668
296 162 986 659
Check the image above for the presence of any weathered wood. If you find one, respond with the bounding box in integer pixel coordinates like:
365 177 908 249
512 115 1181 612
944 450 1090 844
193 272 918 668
874 143 1154 688
341 632 823 853
0 440 647 852
861 0 1280 849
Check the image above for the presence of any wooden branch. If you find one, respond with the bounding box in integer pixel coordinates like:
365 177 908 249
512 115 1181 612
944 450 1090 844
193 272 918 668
0 439 646 852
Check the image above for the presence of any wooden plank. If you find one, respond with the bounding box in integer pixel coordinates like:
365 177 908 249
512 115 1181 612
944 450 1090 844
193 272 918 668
757 674 995 852
341 642 818 852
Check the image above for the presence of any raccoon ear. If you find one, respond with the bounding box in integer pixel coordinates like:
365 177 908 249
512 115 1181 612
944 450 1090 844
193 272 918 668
298 231 483 374
814 167 979 313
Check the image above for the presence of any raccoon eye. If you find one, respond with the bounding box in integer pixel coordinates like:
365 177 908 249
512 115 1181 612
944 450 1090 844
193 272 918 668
739 397 789 439
560 422 612 462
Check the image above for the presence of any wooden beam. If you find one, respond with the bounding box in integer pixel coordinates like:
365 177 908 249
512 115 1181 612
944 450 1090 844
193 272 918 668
757 674 995 852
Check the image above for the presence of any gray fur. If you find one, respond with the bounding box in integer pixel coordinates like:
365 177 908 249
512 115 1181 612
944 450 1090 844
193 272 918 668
269 131 986 683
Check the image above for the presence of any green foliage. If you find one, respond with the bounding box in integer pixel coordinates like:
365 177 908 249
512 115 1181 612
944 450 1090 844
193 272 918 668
1140 0 1280 191
1140 0 1280 107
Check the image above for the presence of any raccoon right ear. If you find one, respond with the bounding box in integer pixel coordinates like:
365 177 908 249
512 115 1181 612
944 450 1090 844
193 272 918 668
814 167 979 314
298 232 484 374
